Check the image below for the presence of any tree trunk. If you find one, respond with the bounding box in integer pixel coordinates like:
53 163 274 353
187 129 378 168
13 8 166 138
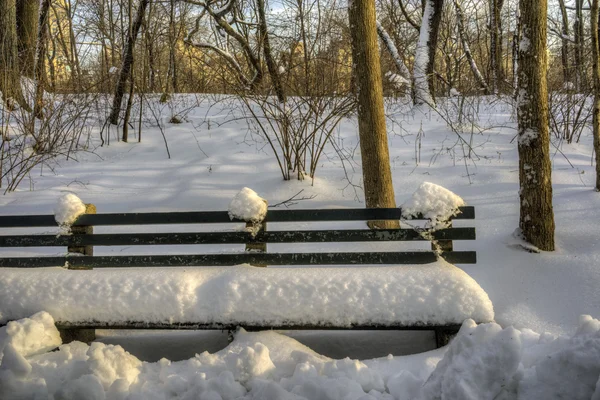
592 0 600 191
348 0 399 229
574 0 586 90
257 0 286 102
16 0 39 78
0 0 28 109
489 0 504 93
108 0 149 126
33 0 51 120
413 0 443 105
517 0 555 251
376 20 411 90
454 0 489 94
558 0 570 86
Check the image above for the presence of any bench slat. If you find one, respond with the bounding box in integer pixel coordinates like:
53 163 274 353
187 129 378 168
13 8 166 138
0 207 475 227
0 251 476 267
0 228 476 247
53 321 463 331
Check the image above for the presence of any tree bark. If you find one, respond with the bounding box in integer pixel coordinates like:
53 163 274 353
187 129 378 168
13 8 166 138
257 0 286 102
16 0 39 78
348 0 399 229
517 0 555 251
33 0 51 120
558 0 570 86
489 0 504 93
574 0 586 90
454 0 489 94
0 0 28 109
413 0 443 105
108 0 149 126
591 0 600 191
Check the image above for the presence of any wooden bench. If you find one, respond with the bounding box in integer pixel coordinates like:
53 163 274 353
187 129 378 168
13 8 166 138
0 206 479 348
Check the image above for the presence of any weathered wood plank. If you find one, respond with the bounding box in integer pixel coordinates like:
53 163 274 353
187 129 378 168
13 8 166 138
0 228 476 247
53 321 463 331
0 251 477 268
0 207 475 227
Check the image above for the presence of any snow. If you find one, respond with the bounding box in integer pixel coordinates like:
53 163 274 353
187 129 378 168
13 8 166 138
518 128 538 146
385 72 409 90
1 94 600 396
0 261 493 327
0 311 61 363
401 182 466 229
228 187 267 223
1 313 599 400
54 192 87 227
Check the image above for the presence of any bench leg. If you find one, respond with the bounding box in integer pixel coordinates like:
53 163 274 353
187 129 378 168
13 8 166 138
434 327 459 348
59 328 96 344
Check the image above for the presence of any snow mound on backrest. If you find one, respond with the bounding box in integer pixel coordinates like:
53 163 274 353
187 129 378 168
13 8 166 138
54 193 86 227
228 187 267 223
401 182 466 229
0 311 61 363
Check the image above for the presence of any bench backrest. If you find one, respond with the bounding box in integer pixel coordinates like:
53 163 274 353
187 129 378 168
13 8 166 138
0 207 476 268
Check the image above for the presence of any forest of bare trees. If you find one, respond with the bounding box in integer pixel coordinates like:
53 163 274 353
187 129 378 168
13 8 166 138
0 0 596 102
2 0 600 250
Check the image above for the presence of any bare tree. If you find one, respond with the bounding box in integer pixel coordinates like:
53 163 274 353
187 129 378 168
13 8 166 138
489 0 504 93
516 0 555 251
592 0 600 190
453 0 488 94
0 0 28 109
413 0 444 105
16 0 39 78
108 0 150 126
349 0 399 229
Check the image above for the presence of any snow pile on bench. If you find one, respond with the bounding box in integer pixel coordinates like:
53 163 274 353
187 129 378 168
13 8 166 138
228 187 267 223
54 192 87 227
401 182 466 229
1 313 599 399
0 260 493 327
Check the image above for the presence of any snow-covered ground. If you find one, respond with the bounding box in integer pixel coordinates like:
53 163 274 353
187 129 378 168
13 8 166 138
1 94 599 399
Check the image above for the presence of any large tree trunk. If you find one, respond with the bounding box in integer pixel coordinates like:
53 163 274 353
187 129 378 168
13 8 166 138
348 0 399 229
0 0 28 109
592 0 600 191
16 0 39 78
108 0 149 126
517 0 555 251
413 0 443 105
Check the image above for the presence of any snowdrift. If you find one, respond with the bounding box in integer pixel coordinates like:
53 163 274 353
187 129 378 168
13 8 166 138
1 312 599 400
0 261 493 327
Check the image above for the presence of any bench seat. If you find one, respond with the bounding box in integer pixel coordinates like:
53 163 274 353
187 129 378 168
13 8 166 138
0 261 493 329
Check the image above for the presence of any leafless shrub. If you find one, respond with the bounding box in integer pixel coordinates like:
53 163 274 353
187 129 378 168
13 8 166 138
548 91 592 144
0 91 96 193
237 93 355 181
